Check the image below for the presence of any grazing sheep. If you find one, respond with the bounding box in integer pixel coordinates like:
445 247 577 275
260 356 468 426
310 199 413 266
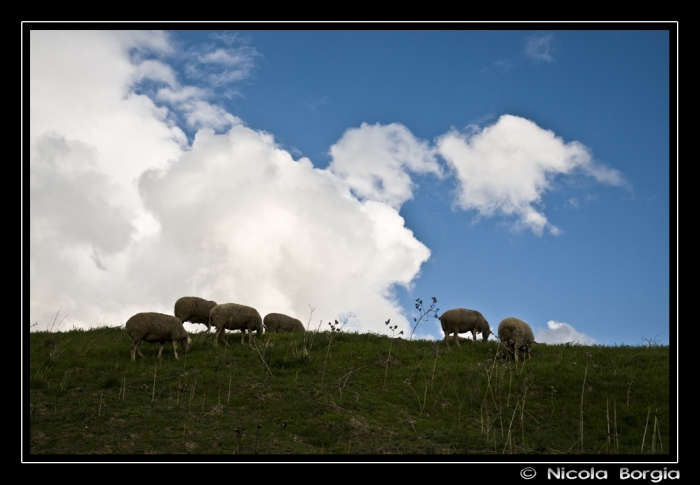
124 312 191 361
263 313 305 333
209 303 264 347
440 308 492 348
174 296 218 332
497 317 535 361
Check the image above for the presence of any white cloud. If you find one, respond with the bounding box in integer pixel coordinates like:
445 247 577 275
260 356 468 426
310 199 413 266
155 86 241 132
30 134 135 255
28 31 431 337
436 114 624 235
177 99 242 130
132 59 178 87
535 320 597 345
186 42 259 87
493 59 514 72
413 333 439 341
200 48 250 67
136 125 431 336
156 86 210 103
525 34 555 63
328 122 442 209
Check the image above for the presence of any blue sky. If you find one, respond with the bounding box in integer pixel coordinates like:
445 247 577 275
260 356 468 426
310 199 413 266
27 28 674 345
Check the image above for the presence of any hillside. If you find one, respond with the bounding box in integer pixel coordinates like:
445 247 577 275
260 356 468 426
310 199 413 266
27 325 671 457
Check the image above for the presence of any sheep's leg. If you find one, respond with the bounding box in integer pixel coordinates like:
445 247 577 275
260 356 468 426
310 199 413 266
241 328 246 345
472 331 477 343
135 340 145 359
454 333 461 347
443 334 450 348
217 326 230 348
172 340 179 360
158 343 165 359
130 339 141 361
213 326 221 346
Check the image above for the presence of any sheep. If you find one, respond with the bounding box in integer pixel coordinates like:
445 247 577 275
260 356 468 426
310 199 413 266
497 317 535 361
439 308 492 348
263 313 305 333
124 312 191 361
174 296 218 332
208 303 264 347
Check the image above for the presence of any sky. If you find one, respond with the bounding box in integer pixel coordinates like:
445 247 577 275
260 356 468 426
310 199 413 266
26 27 674 345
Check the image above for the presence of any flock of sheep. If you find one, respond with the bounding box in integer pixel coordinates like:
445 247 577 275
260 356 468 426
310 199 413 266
439 309 536 361
124 296 535 363
124 297 304 361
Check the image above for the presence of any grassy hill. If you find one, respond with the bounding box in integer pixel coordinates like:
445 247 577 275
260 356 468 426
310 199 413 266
27 324 671 457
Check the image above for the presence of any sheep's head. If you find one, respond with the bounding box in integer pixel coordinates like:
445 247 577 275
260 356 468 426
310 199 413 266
482 325 492 341
181 336 191 352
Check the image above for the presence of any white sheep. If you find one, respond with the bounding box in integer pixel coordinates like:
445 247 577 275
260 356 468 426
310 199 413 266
124 312 191 361
439 308 492 348
263 313 305 333
497 317 535 361
174 296 218 332
208 303 264 347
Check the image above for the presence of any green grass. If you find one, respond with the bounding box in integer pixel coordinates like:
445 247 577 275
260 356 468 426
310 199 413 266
27 326 670 456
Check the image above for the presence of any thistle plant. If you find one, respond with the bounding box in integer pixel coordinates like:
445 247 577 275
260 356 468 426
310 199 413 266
321 320 343 386
409 297 439 341
383 319 403 390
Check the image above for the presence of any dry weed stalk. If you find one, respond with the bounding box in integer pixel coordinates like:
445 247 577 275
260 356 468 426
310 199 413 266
300 304 317 358
151 364 157 405
228 369 232 404
419 346 439 414
614 399 619 452
189 375 197 409
502 400 520 454
251 338 273 377
407 381 424 411
641 406 651 453
338 365 368 396
579 353 592 452
60 368 74 391
651 409 658 453
521 385 529 450
653 408 663 453
606 397 611 454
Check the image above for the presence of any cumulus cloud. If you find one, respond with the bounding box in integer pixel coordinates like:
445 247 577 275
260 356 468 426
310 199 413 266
136 125 431 335
535 320 597 345
28 31 626 337
525 33 555 63
29 31 190 329
436 114 624 235
30 134 135 255
328 122 442 209
28 30 431 336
